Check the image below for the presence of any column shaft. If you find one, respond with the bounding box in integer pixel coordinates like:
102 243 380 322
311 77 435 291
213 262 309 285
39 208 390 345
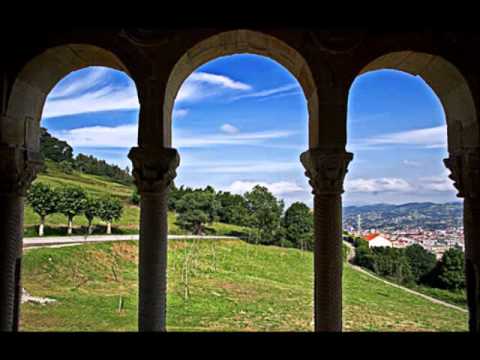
0 194 24 332
313 193 342 332
138 190 168 332
463 197 480 332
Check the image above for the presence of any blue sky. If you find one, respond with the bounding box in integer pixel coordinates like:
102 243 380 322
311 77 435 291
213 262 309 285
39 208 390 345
41 54 458 207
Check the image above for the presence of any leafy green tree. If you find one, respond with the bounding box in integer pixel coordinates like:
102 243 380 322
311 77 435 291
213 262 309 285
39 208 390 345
26 183 59 236
216 191 250 226
84 197 100 235
283 202 313 251
429 247 465 290
97 197 124 234
244 185 284 245
354 240 376 270
40 127 73 163
372 247 414 285
404 244 437 284
57 186 87 235
130 188 140 206
176 191 220 235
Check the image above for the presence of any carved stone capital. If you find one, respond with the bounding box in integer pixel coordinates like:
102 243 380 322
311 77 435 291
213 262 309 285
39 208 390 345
128 147 180 194
0 145 43 196
444 148 480 199
301 148 353 196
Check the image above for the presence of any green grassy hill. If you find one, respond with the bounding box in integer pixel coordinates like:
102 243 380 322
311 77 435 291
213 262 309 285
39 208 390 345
25 160 248 237
20 239 468 332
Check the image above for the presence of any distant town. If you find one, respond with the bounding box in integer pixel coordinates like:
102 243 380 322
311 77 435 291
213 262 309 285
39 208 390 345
343 202 464 259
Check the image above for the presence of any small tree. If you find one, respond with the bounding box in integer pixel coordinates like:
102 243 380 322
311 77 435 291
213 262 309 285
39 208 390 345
404 244 437 284
244 185 284 245
429 247 465 290
84 197 100 235
98 197 123 234
57 186 87 235
176 191 220 235
26 183 59 236
283 202 313 251
130 188 140 206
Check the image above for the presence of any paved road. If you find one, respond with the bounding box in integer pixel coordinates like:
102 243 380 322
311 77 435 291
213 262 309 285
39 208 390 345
343 240 467 313
23 234 239 248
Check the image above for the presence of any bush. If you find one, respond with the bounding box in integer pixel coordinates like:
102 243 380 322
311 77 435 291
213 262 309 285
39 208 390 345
130 189 140 205
404 244 437 284
428 248 465 290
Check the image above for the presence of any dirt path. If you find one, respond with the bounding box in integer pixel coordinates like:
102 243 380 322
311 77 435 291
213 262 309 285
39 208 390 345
343 241 467 313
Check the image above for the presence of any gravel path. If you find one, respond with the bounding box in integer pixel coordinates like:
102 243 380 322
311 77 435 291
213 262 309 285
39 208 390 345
343 241 467 313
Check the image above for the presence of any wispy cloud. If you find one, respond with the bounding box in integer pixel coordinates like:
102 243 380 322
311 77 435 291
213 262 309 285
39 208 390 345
351 125 447 150
43 82 139 118
49 67 112 100
181 160 300 174
175 72 252 103
229 83 300 102
51 124 296 149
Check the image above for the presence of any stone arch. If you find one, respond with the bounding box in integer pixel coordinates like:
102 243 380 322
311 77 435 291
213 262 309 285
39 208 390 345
3 44 134 151
163 29 318 147
355 51 478 152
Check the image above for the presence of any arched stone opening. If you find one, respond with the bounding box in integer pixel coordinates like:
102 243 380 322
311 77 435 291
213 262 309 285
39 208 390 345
357 51 478 153
163 29 318 148
348 51 480 332
3 44 132 151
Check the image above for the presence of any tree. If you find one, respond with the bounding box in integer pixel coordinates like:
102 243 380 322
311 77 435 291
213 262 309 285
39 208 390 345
26 183 59 236
97 197 124 234
371 247 414 285
216 191 250 226
283 202 313 251
404 244 437 284
429 247 465 290
57 186 87 235
176 191 220 235
130 188 140 206
84 197 100 235
40 127 73 163
244 185 284 245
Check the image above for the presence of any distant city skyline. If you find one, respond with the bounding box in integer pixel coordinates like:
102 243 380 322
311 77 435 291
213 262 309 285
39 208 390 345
41 54 458 207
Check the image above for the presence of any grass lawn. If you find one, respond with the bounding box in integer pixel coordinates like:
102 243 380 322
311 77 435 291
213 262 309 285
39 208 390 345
19 240 468 332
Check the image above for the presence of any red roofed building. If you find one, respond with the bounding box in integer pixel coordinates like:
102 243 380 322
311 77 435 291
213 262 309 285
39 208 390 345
364 233 393 248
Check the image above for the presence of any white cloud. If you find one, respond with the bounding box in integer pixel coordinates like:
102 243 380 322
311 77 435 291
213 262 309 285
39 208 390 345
418 172 455 192
220 123 239 134
181 160 300 174
43 82 139 118
175 72 251 103
174 129 296 148
345 177 415 193
51 124 138 148
51 125 295 149
173 108 189 119
345 174 456 194
229 83 300 102
49 67 111 99
402 160 422 167
355 125 447 149
225 180 305 196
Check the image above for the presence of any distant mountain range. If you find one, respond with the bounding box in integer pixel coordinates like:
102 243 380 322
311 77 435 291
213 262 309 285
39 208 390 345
343 202 463 231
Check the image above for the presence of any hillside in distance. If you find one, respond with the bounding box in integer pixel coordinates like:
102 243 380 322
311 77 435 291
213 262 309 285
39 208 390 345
343 202 463 231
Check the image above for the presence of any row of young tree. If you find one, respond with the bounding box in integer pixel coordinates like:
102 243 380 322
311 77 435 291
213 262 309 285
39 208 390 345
40 128 133 185
351 237 465 291
27 183 123 236
133 183 314 250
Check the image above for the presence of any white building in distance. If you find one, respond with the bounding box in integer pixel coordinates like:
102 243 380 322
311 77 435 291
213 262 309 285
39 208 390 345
364 233 393 248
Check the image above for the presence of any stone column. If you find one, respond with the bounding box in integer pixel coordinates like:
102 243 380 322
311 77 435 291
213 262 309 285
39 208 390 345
301 148 353 332
0 145 42 332
444 148 480 332
128 146 180 332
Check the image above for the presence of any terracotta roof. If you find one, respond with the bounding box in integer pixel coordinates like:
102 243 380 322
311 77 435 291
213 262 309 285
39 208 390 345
364 233 380 241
